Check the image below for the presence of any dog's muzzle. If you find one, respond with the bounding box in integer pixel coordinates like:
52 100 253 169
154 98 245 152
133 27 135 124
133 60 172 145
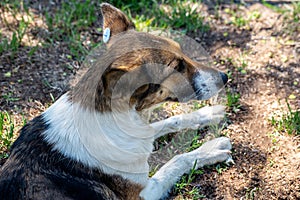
192 71 228 100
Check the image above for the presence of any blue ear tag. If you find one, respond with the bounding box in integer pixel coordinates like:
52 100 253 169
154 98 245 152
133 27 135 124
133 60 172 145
103 28 111 43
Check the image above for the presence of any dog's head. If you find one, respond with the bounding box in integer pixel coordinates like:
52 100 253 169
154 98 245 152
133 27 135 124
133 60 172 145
72 3 227 112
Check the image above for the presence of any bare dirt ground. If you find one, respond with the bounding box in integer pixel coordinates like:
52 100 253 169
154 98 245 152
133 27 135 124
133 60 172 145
183 2 300 199
1 1 299 199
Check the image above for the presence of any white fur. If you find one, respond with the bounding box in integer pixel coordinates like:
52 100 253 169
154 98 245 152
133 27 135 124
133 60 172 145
42 93 154 185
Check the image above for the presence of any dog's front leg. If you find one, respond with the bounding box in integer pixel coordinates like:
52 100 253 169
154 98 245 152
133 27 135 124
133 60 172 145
140 137 232 200
151 105 225 139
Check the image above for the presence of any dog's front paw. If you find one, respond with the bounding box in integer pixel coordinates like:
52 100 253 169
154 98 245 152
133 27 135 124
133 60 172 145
189 137 233 167
188 105 225 129
199 136 231 152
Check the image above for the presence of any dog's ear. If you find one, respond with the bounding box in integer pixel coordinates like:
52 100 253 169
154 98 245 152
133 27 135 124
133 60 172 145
100 3 135 43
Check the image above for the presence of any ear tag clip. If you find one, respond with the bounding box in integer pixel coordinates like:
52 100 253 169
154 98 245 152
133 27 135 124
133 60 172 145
103 28 111 43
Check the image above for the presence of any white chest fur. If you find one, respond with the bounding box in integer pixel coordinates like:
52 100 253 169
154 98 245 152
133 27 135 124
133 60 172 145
42 93 154 185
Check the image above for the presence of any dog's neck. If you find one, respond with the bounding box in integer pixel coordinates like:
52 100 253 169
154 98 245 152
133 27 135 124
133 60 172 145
42 93 154 185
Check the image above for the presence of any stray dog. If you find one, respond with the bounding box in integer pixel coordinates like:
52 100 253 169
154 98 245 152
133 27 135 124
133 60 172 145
0 3 232 200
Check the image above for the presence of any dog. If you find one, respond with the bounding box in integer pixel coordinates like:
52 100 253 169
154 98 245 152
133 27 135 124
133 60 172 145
0 3 232 200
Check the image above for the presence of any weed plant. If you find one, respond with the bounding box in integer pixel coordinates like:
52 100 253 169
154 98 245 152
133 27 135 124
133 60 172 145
271 101 300 135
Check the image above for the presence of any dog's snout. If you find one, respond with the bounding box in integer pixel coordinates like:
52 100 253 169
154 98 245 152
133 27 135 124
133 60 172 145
220 72 228 85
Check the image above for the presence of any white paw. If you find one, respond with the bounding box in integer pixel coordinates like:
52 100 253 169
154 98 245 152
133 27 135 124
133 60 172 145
199 137 231 152
188 105 226 129
189 137 233 167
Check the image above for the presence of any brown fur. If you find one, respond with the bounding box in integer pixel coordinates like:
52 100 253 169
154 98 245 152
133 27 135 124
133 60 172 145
71 30 220 112
101 4 135 37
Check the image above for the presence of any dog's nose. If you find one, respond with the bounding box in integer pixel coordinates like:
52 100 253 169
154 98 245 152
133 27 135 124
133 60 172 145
220 72 228 84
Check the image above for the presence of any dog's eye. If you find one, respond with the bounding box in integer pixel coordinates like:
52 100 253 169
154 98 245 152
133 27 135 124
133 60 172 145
175 61 186 72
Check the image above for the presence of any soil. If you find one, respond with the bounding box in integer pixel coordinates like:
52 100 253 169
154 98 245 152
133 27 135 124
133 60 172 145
191 2 300 199
0 1 299 199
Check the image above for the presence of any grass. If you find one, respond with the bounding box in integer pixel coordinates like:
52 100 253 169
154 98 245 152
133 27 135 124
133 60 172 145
44 0 97 60
224 6 259 29
0 1 31 55
0 112 18 158
271 100 300 135
2 92 20 103
226 90 241 113
174 161 229 198
225 7 262 30
175 160 206 199
225 7 248 28
235 54 248 75
0 17 29 55
0 111 27 159
111 0 209 33
1 0 209 62
186 134 203 152
261 0 287 13
151 0 209 33
282 1 300 37
0 0 97 61
48 0 96 33
215 163 228 174
109 0 154 13
292 1 300 22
